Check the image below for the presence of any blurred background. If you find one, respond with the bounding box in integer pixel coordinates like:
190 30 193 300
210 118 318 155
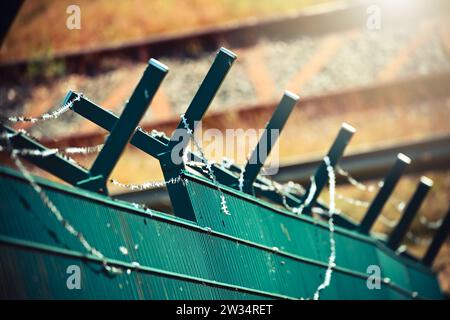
0 0 449 294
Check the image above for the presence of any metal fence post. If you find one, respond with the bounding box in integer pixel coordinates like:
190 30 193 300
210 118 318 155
358 153 410 234
0 124 90 185
387 176 433 250
423 205 450 266
76 59 168 194
241 91 298 194
162 47 236 221
301 123 355 214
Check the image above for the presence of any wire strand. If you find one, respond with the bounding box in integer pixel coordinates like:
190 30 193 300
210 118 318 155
6 93 82 123
181 114 230 215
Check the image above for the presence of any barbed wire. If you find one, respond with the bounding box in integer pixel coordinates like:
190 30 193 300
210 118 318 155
0 144 104 157
406 232 432 246
378 214 398 228
263 175 338 218
266 179 300 214
296 176 317 215
1 130 126 275
336 165 378 192
419 216 443 229
269 180 297 212
181 114 230 215
137 126 168 140
5 93 82 123
284 180 307 195
110 176 185 190
311 156 336 300
377 207 442 231
238 164 246 192
248 156 338 299
336 166 443 232
336 193 370 208
253 181 276 191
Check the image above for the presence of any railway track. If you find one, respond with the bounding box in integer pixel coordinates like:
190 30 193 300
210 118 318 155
1 3 449 139
1 0 449 82
278 133 450 185
38 71 450 149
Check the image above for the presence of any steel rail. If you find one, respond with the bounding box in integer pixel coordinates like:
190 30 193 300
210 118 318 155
38 71 450 149
1 0 449 81
276 133 450 185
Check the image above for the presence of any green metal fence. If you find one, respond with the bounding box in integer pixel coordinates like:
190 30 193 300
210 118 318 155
0 47 448 299
0 166 442 299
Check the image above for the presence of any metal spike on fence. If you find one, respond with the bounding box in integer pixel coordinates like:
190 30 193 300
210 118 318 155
358 153 411 234
0 124 90 185
161 47 236 220
68 92 167 157
167 47 236 151
76 59 168 194
240 90 298 194
301 123 355 214
387 176 433 250
180 100 359 229
6 58 169 193
70 47 236 220
423 205 450 266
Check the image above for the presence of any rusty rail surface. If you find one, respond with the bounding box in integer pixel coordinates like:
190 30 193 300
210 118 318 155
1 0 449 81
